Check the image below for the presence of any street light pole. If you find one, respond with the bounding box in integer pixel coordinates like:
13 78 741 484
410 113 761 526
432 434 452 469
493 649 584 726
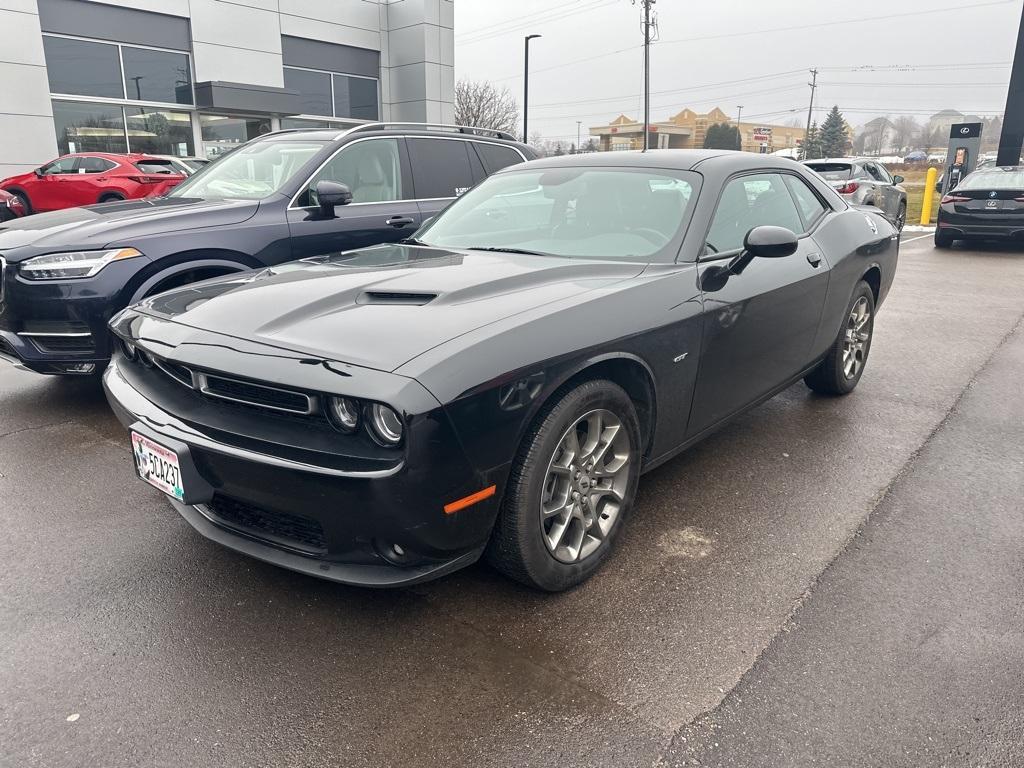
577 120 582 151
523 34 541 142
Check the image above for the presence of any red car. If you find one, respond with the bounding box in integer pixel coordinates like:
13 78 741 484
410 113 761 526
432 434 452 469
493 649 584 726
0 153 186 215
0 188 26 222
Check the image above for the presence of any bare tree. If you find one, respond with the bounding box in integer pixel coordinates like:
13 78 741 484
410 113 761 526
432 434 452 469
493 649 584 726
891 115 920 153
454 80 519 134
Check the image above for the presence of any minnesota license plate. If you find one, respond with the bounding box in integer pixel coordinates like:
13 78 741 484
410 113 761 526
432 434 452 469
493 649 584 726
132 432 185 501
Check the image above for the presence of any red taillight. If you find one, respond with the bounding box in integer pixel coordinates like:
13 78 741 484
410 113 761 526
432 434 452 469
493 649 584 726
836 181 860 194
127 174 177 184
941 195 970 204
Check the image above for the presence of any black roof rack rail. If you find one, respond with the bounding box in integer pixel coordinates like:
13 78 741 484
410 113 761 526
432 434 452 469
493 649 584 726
344 122 517 141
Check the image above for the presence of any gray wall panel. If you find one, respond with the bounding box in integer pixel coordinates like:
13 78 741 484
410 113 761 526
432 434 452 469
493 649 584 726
281 35 379 78
38 0 190 50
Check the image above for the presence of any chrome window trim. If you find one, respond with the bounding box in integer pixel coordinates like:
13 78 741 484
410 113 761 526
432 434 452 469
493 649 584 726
195 372 317 416
17 332 93 338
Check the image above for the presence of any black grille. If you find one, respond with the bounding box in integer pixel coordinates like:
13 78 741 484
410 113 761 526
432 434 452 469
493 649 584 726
154 358 194 387
204 494 326 554
200 374 313 414
28 336 95 354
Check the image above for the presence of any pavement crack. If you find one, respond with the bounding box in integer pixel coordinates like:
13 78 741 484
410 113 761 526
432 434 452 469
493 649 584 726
657 306 1024 764
0 419 79 442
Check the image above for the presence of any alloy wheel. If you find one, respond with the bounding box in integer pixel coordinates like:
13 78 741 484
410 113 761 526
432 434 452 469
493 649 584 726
540 409 631 564
842 296 871 379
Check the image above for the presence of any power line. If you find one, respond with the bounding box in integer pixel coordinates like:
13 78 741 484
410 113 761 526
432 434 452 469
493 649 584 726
458 0 618 44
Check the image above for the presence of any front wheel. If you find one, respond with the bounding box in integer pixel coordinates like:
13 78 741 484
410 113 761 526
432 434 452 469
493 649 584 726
894 201 907 231
934 229 955 248
12 192 31 215
804 281 875 396
486 379 641 591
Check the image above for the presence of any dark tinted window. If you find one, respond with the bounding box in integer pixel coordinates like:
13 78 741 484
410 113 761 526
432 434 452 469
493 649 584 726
43 36 123 99
706 173 803 254
863 163 885 182
334 74 378 120
284 68 333 117
474 142 525 174
41 157 78 175
134 159 177 174
409 139 474 199
958 169 1024 190
784 174 827 230
125 107 195 155
806 163 852 181
121 46 192 104
52 100 127 154
78 156 117 173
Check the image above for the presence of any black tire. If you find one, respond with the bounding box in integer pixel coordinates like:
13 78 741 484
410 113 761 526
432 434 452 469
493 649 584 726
486 379 641 591
12 191 31 215
895 202 907 231
804 280 875 396
934 229 955 248
98 193 125 203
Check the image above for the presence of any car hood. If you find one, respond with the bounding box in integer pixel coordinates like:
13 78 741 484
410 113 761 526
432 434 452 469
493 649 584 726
134 243 647 372
0 196 260 258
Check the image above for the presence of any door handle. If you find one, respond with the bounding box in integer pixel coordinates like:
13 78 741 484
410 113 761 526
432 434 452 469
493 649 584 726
806 252 822 267
385 216 415 228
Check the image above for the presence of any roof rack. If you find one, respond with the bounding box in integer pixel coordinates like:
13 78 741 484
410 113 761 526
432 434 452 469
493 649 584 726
343 122 517 141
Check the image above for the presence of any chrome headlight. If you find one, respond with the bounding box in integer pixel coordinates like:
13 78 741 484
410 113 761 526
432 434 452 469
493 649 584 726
20 247 143 280
326 396 361 433
368 403 404 446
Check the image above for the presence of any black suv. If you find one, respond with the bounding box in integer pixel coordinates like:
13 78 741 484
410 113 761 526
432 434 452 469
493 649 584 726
0 123 536 375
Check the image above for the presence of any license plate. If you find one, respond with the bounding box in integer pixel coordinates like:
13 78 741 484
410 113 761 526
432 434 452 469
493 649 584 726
132 432 185 501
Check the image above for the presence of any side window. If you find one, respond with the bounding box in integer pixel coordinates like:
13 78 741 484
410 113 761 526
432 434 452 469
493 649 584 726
79 157 116 174
300 138 403 206
41 157 78 175
875 164 893 184
863 163 884 182
784 175 827 231
705 173 804 255
853 164 872 180
474 142 526 174
408 138 475 199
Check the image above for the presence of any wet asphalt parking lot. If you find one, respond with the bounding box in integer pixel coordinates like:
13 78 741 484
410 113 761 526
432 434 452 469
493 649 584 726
2 233 1023 768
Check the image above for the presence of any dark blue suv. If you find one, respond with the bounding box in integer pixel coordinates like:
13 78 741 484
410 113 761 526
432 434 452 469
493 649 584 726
0 123 535 375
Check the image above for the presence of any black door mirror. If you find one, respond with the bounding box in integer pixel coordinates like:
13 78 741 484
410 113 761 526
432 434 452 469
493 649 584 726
314 180 352 217
892 175 904 184
34 168 44 178
744 225 799 259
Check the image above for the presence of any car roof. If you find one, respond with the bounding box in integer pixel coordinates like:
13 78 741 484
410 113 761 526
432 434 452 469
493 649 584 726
254 125 531 150
804 158 865 164
512 149 806 173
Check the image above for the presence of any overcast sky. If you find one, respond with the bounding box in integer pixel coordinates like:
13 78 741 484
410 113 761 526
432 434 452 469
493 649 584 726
454 0 1023 143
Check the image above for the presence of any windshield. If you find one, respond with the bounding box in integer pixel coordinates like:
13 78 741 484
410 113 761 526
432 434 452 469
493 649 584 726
415 167 698 262
806 163 852 181
168 140 326 200
958 169 1024 190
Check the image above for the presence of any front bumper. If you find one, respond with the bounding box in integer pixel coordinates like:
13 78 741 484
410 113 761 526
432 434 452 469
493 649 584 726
102 355 506 588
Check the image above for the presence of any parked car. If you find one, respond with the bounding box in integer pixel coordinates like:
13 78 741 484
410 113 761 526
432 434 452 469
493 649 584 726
935 165 1024 248
935 156 1007 193
0 124 536 376
0 188 26 222
903 150 927 163
147 155 211 175
0 153 186 214
803 158 907 230
103 150 899 591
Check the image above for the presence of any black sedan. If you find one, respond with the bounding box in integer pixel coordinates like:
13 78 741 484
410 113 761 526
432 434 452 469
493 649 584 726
103 150 899 591
935 166 1024 248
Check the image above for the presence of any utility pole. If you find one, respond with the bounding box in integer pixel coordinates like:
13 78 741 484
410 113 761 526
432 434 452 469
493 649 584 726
803 68 818 160
523 34 541 142
736 105 743 126
635 0 656 150
576 121 582 152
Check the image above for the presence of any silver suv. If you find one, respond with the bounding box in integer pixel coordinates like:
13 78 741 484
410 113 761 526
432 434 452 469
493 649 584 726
804 158 907 230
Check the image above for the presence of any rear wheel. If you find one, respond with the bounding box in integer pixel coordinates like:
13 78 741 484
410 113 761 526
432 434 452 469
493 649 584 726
12 192 31 215
486 379 641 591
98 193 125 203
934 229 955 248
804 281 875 396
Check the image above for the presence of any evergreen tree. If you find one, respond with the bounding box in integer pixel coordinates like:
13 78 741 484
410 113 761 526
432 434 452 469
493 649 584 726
803 121 822 160
819 106 849 158
704 122 741 150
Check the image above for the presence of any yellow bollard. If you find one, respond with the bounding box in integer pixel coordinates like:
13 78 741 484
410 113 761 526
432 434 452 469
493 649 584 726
920 166 938 226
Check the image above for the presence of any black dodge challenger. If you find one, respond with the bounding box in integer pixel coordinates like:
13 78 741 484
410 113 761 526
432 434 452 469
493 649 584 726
104 150 899 591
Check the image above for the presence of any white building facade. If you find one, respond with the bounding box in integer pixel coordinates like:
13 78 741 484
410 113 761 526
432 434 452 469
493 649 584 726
0 0 455 177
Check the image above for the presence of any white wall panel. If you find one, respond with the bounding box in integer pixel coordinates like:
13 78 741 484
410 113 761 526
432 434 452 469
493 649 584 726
280 0 380 32
279 13 381 52
80 0 189 17
189 0 282 56
0 114 59 173
191 42 284 86
2 6 47 66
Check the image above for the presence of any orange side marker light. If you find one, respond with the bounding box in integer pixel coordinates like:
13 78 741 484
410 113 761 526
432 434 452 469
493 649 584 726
443 485 497 515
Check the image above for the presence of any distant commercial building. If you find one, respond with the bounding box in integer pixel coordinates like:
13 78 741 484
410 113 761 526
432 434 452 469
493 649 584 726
590 107 805 154
0 0 455 177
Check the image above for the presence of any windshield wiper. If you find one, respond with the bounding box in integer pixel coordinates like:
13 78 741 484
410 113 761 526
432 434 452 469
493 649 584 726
466 246 550 257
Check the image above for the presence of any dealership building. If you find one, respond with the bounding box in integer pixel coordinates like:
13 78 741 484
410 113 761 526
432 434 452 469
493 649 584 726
0 0 455 177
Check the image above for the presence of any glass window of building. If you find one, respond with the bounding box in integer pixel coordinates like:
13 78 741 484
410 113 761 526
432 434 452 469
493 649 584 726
52 100 127 154
43 36 123 99
200 115 272 159
283 68 333 118
280 118 337 130
125 108 195 155
121 46 193 105
334 74 379 121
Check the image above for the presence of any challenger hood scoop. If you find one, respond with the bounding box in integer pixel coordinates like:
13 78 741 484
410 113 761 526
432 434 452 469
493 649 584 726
138 243 645 372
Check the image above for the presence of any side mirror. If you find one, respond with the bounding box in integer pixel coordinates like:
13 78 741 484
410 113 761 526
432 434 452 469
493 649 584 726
892 175 904 184
34 168 44 178
314 180 352 217
744 225 799 259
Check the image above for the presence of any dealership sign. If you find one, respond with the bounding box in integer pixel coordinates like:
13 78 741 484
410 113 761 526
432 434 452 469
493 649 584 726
752 126 773 142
